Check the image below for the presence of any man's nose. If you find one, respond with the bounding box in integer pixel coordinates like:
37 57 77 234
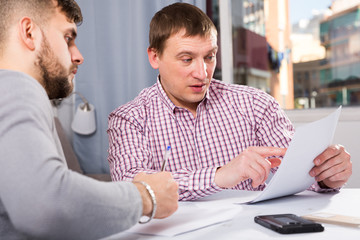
71 46 84 65
192 60 207 80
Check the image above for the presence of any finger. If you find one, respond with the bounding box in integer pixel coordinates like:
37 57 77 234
247 167 264 188
251 159 272 187
313 160 347 182
268 158 281 168
314 144 343 166
320 168 352 189
327 168 352 183
311 148 349 177
248 146 287 158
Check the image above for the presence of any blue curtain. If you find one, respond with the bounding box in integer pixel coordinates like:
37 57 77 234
73 0 206 173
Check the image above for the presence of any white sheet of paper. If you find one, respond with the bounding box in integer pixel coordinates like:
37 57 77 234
247 106 342 203
125 201 241 236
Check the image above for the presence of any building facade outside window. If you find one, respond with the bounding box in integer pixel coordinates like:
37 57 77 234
207 0 360 109
207 0 293 109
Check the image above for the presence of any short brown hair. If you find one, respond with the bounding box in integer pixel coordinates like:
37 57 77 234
149 3 216 56
55 0 83 25
0 0 82 53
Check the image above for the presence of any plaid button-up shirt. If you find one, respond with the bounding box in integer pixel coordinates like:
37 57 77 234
108 79 297 200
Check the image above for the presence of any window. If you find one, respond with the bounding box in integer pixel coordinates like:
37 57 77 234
206 0 360 109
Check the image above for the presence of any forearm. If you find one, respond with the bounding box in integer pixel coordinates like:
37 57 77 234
109 154 158 181
111 160 222 201
111 158 223 201
108 115 154 181
2 155 142 240
1 118 142 239
40 176 142 240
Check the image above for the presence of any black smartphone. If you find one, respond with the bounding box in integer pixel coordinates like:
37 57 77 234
254 214 324 234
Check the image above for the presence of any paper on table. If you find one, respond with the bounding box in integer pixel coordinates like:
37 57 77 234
196 189 261 204
246 106 342 203
126 201 241 237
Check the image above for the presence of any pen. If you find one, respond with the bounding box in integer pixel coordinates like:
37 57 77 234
161 146 171 171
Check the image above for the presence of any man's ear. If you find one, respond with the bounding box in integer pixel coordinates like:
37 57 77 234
18 17 37 51
147 47 160 69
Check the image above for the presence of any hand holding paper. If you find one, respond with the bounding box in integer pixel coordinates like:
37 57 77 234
310 144 352 189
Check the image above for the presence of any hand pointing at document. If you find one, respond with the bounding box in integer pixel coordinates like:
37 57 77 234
215 147 287 189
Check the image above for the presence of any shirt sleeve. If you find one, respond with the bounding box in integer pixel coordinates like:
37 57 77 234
252 93 294 149
308 182 341 193
108 111 224 201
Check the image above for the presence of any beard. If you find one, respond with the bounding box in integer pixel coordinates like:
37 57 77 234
36 35 75 99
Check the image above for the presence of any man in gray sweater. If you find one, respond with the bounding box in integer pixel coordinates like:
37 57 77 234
0 0 178 239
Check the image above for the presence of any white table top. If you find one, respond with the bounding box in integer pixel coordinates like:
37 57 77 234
105 189 360 240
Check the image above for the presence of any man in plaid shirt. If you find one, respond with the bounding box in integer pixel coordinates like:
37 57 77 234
107 3 352 201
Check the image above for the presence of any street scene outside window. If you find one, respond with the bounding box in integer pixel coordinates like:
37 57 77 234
206 0 360 109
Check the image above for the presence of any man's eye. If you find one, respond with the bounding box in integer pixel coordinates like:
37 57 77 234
206 55 215 61
65 36 73 43
182 58 192 63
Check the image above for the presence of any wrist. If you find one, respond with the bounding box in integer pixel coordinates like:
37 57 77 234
133 181 157 224
318 181 330 189
214 166 230 189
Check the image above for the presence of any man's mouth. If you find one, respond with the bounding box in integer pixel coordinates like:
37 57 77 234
190 84 206 92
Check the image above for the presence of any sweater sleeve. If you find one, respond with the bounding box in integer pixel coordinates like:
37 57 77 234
0 73 142 240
